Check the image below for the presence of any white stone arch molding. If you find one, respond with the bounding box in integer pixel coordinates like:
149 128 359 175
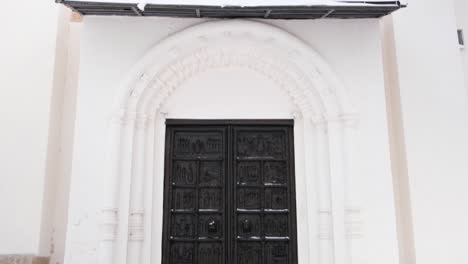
100 20 361 264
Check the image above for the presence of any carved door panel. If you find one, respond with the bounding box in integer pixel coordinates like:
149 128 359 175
163 121 297 264
163 127 226 264
233 127 296 264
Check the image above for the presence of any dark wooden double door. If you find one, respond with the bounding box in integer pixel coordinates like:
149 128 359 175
162 120 298 264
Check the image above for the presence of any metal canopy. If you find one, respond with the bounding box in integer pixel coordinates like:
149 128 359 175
57 0 405 19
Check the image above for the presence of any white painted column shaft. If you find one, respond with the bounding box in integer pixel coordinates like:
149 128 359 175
99 118 122 264
127 116 147 264
302 118 319 264
316 121 334 264
326 121 347 264
115 114 136 264
142 116 156 264
342 118 362 264
294 117 311 264
151 115 167 264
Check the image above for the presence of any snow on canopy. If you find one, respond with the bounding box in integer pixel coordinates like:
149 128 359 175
72 0 407 7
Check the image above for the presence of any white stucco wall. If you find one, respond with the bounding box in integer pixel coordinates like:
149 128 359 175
64 17 399 264
2 1 468 263
392 0 468 263
0 2 62 255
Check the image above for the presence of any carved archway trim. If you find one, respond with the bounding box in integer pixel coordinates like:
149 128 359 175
101 20 361 264
113 20 356 123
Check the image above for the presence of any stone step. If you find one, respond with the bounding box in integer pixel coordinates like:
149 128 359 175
0 256 49 264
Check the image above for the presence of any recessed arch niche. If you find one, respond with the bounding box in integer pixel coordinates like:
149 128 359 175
100 20 361 264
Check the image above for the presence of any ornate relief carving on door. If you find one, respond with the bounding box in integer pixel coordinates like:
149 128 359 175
162 122 298 264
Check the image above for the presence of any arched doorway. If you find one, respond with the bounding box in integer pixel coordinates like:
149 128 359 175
101 20 359 264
